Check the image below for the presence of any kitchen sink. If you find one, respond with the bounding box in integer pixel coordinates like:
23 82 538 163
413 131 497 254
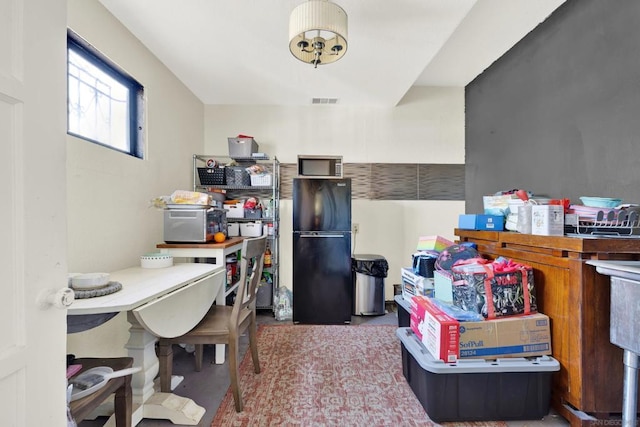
588 259 640 426
588 260 640 280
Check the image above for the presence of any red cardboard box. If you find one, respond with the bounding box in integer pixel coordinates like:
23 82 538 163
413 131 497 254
410 296 459 362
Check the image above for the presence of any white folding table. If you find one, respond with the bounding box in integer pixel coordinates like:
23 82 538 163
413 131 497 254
68 263 225 426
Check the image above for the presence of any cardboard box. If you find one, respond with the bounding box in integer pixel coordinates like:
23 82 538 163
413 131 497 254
532 205 564 236
416 235 453 252
410 296 459 362
397 327 559 423
401 268 434 301
483 194 519 216
433 269 453 302
458 214 505 231
410 296 552 360
458 313 552 359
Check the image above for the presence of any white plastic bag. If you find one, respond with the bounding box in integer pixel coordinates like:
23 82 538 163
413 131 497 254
274 286 293 321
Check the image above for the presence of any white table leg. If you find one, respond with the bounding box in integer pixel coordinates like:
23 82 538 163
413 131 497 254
112 312 205 425
215 281 227 365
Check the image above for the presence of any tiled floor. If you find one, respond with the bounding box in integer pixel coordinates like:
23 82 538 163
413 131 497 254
78 302 570 427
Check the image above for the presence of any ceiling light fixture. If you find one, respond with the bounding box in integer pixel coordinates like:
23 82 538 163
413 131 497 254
289 0 348 68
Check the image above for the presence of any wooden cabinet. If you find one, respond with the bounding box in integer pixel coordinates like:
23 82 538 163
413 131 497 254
455 229 640 426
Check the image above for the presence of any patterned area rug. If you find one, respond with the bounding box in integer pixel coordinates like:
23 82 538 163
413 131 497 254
211 324 507 427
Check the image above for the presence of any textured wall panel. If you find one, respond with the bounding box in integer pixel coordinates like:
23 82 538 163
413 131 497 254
279 163 297 200
419 164 465 200
279 162 464 201
344 163 370 199
370 163 417 200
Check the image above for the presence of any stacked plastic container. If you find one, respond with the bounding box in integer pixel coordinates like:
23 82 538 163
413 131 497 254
395 235 560 422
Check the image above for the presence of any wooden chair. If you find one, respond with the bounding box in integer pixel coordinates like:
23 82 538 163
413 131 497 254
158 235 267 412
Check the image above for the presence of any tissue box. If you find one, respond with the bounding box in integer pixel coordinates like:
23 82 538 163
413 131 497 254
416 235 454 252
483 194 519 216
410 296 459 362
458 214 504 231
532 205 564 236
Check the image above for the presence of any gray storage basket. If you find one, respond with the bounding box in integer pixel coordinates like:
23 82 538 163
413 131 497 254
225 167 251 186
244 208 262 219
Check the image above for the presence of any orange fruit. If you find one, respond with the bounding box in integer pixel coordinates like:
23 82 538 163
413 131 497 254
213 232 226 243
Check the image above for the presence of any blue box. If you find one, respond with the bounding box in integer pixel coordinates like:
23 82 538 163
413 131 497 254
458 214 504 231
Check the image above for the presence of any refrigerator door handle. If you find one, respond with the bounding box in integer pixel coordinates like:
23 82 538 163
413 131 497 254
299 233 346 238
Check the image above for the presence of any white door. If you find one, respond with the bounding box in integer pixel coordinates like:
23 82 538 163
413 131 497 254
0 0 68 426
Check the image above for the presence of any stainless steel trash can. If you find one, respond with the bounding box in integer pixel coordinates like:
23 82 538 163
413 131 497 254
352 254 388 316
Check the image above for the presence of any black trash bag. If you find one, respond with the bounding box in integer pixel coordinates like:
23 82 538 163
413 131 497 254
352 256 389 278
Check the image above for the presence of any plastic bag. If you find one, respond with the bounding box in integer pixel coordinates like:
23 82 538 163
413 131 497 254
274 286 293 321
352 257 389 278
170 190 211 205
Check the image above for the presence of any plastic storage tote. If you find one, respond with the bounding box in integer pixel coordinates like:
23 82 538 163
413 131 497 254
395 295 410 328
396 327 559 422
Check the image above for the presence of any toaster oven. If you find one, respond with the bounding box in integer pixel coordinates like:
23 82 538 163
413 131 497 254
163 208 227 243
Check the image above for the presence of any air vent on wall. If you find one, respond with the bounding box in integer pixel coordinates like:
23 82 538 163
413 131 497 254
312 98 339 104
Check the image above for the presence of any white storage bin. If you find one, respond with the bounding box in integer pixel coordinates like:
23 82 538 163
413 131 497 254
250 173 272 186
240 222 263 237
224 202 244 219
227 223 239 237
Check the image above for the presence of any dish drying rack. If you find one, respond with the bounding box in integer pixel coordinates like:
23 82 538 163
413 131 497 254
573 209 640 236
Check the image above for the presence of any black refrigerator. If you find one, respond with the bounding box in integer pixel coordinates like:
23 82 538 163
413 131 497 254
292 178 352 324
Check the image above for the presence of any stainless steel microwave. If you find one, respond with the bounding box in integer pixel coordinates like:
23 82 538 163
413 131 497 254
163 208 227 243
297 155 343 178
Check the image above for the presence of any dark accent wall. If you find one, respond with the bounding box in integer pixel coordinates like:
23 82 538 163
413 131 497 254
279 163 465 200
465 0 640 214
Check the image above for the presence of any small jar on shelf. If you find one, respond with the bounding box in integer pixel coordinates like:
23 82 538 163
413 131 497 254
264 248 272 268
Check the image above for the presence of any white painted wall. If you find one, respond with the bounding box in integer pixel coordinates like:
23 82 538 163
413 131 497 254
204 86 466 300
66 0 204 357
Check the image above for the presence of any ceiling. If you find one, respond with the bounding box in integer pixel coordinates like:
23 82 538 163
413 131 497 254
97 0 566 107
